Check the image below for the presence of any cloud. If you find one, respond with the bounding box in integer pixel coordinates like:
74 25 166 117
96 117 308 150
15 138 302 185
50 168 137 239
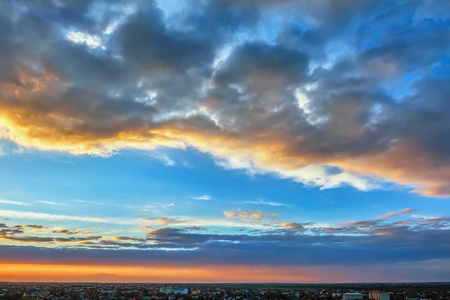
35 200 68 206
139 216 260 228
275 221 310 232
0 199 29 206
0 209 131 224
224 210 277 223
0 224 24 236
111 236 146 243
243 199 290 207
2 236 55 243
0 209 447 283
343 220 379 227
24 225 45 230
74 200 106 205
51 229 97 235
224 209 311 231
319 209 448 239
140 217 187 226
0 222 100 244
376 208 417 220
143 217 263 229
146 227 212 245
0 0 448 197
148 151 176 166
191 195 211 200
0 214 447 275
66 31 104 50
331 209 418 230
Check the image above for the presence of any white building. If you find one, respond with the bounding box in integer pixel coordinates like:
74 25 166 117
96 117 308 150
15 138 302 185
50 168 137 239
344 293 364 300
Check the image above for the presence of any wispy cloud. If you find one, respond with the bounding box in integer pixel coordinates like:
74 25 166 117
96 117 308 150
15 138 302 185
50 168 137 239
376 208 417 220
74 200 106 205
140 202 175 212
191 195 211 201
140 217 187 226
139 216 264 229
0 199 30 206
148 151 176 166
243 199 290 207
0 209 132 225
35 200 68 206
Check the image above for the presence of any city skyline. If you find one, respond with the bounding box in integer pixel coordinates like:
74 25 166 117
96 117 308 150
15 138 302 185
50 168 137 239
0 0 449 283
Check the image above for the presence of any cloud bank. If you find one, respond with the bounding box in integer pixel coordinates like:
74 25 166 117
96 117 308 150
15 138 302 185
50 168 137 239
0 213 448 269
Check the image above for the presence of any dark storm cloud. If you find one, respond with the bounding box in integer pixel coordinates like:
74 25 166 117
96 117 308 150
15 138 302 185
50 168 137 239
0 0 449 195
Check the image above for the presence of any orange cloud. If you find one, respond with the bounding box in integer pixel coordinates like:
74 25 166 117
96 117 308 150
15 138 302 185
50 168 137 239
224 210 277 223
375 208 417 220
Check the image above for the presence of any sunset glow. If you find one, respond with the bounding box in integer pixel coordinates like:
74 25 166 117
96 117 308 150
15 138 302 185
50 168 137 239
0 264 327 283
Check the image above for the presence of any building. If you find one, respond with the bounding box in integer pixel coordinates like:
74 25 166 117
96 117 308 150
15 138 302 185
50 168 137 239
174 287 188 294
369 291 390 300
344 293 364 300
160 287 173 294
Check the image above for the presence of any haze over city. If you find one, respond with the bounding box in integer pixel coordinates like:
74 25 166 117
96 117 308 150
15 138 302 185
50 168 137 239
0 0 449 283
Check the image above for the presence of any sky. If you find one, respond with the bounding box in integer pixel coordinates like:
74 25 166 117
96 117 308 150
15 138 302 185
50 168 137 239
0 0 449 283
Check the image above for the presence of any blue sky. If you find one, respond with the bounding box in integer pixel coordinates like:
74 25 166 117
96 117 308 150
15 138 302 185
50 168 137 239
1 148 447 223
0 0 449 282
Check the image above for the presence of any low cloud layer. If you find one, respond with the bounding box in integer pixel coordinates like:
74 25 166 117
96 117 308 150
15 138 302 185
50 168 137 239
0 213 448 274
0 0 449 196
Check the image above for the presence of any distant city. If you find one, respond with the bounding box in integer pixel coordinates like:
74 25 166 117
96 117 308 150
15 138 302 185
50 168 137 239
0 0 449 293
0 282 448 300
